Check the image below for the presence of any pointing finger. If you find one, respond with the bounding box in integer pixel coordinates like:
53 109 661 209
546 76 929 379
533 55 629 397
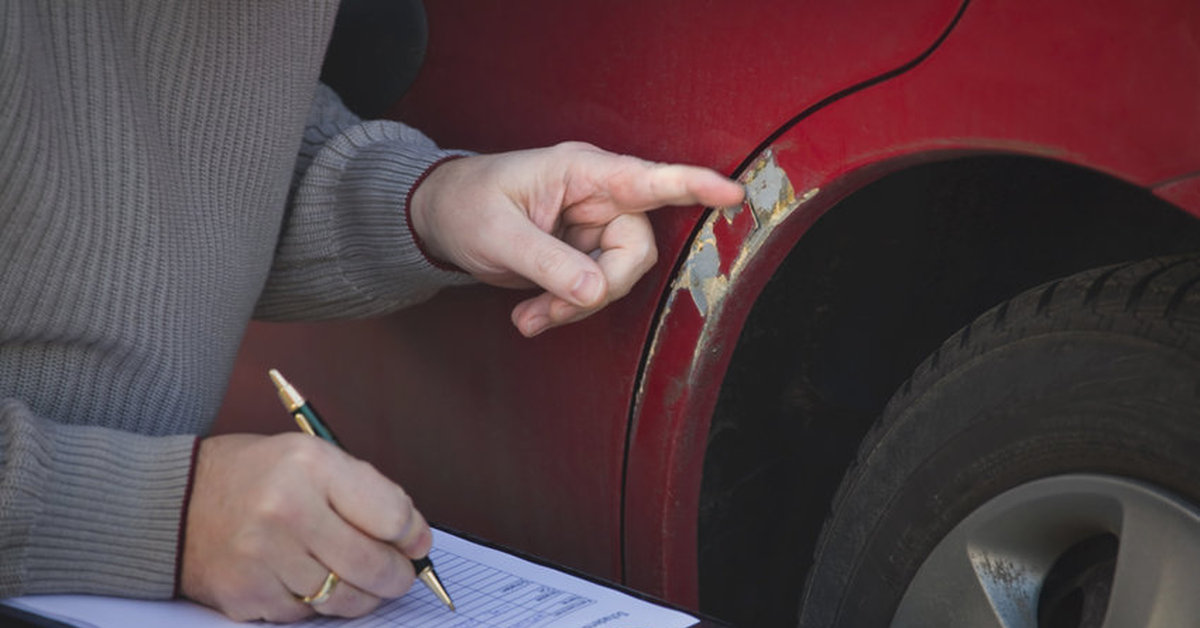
566 155 745 221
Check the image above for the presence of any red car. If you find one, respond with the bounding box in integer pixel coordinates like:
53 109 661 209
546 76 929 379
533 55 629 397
218 1 1200 625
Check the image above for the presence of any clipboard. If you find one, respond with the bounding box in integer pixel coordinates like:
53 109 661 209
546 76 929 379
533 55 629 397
2 525 734 628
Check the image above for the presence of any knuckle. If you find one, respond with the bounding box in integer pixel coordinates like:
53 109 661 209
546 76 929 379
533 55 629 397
377 490 415 542
279 434 330 467
253 490 301 527
533 245 572 278
554 140 594 154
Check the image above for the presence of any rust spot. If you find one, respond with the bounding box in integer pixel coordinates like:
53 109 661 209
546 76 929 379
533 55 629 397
673 220 728 317
636 148 818 407
744 150 796 228
672 148 816 318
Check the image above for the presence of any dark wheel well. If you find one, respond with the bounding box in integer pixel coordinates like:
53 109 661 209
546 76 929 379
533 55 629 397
696 154 1200 627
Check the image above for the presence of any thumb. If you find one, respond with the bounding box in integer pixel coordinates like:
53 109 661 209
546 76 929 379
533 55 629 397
507 225 608 308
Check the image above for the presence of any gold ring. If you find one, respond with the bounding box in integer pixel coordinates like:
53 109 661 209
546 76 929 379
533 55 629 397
296 570 339 605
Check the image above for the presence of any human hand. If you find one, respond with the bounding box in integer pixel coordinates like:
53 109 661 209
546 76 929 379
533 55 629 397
409 142 745 337
180 433 431 622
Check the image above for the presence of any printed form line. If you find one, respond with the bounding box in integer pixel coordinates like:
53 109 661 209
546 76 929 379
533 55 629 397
302 545 598 628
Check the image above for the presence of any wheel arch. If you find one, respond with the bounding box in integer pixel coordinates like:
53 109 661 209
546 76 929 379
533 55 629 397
624 139 1200 607
694 153 1200 624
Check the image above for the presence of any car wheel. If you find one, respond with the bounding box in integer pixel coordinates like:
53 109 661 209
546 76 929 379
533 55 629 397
797 255 1200 627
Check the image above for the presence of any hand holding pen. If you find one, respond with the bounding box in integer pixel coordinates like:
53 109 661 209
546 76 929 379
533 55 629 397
178 381 445 622
269 369 454 611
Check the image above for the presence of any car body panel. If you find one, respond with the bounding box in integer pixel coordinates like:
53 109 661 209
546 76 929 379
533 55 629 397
394 0 964 167
625 0 1200 602
217 0 1200 609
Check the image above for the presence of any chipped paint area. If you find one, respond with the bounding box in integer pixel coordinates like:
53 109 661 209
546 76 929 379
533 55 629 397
672 148 817 318
672 220 728 316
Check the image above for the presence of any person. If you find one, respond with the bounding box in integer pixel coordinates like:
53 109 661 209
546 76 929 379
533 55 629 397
0 1 745 623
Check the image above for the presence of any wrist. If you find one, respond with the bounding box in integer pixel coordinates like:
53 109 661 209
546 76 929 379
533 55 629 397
406 155 465 271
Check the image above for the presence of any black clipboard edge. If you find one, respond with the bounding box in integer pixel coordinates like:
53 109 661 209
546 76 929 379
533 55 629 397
0 600 77 628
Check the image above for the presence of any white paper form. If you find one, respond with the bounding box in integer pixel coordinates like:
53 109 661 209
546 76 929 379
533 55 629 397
4 529 699 628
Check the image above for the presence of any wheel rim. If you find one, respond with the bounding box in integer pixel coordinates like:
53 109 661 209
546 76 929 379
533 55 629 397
891 474 1200 628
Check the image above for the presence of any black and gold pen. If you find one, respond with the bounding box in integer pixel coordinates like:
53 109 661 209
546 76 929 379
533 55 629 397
268 368 456 612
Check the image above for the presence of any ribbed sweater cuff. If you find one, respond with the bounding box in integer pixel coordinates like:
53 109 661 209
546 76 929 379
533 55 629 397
347 138 476 286
260 120 477 320
2 409 197 598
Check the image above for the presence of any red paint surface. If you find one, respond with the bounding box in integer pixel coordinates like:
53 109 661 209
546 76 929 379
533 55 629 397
218 0 1200 608
395 0 960 167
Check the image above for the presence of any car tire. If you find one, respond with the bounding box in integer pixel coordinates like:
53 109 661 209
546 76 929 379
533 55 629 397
796 255 1200 627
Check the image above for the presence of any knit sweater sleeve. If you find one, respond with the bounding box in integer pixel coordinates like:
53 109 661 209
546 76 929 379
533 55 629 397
254 83 476 321
0 400 198 598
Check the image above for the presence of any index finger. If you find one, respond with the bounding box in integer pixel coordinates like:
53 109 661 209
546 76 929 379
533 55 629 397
326 457 433 559
568 155 745 221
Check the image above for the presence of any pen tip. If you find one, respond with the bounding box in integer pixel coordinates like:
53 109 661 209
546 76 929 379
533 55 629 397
416 565 456 612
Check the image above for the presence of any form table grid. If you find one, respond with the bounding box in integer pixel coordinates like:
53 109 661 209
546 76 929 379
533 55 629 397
306 547 597 628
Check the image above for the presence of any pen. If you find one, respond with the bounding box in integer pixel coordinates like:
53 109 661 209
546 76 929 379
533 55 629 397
267 368 456 612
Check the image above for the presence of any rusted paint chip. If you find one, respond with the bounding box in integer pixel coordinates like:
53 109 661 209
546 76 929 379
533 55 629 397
673 148 816 318
744 149 797 229
676 221 727 316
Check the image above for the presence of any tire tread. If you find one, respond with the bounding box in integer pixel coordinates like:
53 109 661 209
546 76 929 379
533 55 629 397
799 253 1200 626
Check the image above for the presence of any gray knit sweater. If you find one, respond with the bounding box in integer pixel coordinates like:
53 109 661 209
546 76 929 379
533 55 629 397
0 1 471 598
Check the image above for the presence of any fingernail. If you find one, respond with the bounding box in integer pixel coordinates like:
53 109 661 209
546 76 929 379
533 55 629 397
571 272 602 306
523 315 549 337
